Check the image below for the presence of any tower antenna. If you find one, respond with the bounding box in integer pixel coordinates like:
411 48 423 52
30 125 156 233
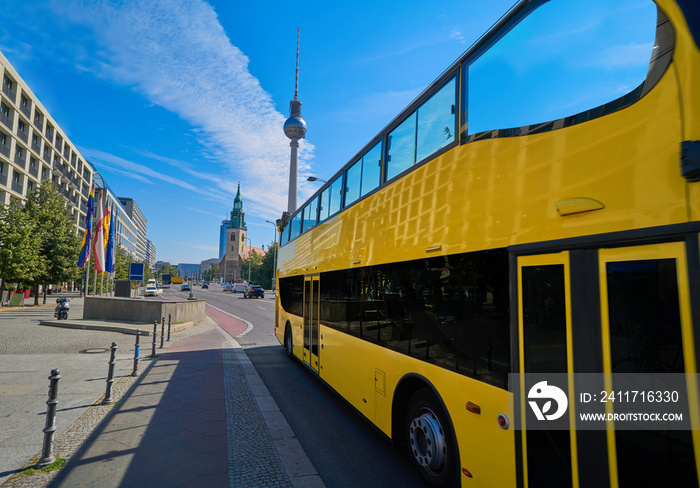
294 28 300 101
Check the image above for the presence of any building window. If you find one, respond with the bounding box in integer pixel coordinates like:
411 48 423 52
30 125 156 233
21 94 29 108
28 181 33 192
1 103 9 117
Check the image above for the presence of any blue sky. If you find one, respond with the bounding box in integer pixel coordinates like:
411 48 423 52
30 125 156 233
0 0 515 264
0 0 653 265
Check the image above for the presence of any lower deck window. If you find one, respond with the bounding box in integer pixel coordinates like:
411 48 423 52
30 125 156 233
280 248 510 389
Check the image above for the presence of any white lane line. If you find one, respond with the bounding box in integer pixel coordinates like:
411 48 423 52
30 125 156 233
206 304 254 337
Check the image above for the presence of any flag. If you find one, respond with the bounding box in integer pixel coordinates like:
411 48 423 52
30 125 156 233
93 192 106 273
103 200 111 250
105 205 115 275
76 183 95 268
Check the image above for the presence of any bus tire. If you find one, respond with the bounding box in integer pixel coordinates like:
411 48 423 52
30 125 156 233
284 326 293 359
406 388 459 488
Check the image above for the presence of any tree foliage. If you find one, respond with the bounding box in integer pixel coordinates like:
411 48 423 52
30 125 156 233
240 241 277 287
0 185 80 300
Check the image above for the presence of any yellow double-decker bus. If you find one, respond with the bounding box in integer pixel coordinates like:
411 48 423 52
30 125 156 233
274 0 700 486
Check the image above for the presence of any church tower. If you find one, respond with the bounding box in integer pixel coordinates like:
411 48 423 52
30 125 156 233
221 183 248 282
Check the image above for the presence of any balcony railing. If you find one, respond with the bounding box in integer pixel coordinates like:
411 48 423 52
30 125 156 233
28 163 38 179
16 129 28 144
0 111 13 130
11 180 23 194
19 102 30 118
0 142 10 159
0 171 7 187
81 185 89 198
33 117 43 132
2 83 16 104
14 152 26 169
43 149 51 163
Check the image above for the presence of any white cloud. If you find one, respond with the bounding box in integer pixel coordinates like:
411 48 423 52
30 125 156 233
49 0 314 216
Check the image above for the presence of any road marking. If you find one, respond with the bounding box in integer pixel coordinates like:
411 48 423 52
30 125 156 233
257 306 265 310
206 304 254 337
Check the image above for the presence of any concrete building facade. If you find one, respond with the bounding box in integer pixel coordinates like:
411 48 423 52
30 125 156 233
0 51 94 232
118 197 147 262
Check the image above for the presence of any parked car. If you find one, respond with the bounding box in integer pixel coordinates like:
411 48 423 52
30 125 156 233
223 283 233 292
244 284 264 299
144 285 158 296
181 283 191 292
233 283 246 294
202 282 209 289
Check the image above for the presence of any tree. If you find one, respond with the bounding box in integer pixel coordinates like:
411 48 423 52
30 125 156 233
240 241 277 287
202 263 218 282
157 264 177 280
0 199 43 289
24 184 81 304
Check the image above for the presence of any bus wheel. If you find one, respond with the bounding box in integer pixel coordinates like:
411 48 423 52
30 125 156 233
284 326 293 359
406 389 459 487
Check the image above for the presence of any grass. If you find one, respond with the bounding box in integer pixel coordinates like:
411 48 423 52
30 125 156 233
19 457 66 476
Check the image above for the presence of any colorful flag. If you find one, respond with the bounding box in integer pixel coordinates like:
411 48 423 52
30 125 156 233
76 183 95 268
103 200 111 250
105 205 115 275
93 191 106 273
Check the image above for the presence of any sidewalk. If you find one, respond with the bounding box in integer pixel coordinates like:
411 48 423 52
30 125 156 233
2 311 324 488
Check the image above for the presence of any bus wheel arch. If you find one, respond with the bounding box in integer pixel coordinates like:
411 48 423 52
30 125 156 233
393 375 460 487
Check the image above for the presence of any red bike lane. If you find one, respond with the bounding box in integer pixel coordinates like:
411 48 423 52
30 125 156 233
206 304 248 338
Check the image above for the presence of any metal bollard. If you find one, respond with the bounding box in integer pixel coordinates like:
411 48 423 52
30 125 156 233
36 369 61 468
152 320 157 357
103 342 117 404
132 330 140 377
167 314 172 342
160 317 165 349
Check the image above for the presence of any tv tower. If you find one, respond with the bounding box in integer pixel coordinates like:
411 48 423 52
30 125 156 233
283 28 306 214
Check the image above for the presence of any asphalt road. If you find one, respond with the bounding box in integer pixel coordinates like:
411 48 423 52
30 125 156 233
166 283 426 488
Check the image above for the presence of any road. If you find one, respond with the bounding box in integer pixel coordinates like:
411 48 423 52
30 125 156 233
165 282 426 488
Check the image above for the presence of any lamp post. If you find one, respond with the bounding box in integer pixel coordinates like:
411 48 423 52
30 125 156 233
265 220 279 291
246 237 252 283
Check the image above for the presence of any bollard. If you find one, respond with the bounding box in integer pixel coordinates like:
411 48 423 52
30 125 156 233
160 317 165 349
132 330 140 377
36 369 61 468
152 320 157 357
167 314 172 342
103 342 117 404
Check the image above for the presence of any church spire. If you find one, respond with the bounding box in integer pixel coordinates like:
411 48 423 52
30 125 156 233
230 183 247 230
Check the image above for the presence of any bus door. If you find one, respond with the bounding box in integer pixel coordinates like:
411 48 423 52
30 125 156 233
303 275 320 373
517 252 579 488
599 242 699 488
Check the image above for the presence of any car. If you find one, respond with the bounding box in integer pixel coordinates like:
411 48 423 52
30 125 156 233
181 283 191 292
244 284 264 299
233 283 246 293
223 283 233 292
144 285 158 297
202 282 209 289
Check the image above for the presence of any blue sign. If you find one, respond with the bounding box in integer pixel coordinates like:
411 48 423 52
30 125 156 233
129 262 145 281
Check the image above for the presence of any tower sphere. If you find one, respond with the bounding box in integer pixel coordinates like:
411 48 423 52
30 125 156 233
284 115 307 140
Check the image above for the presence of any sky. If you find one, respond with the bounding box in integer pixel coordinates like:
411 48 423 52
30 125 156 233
0 0 653 266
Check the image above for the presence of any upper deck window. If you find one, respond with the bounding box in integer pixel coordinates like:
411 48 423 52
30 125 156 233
386 76 456 182
302 196 319 233
465 0 660 137
345 140 382 208
319 175 344 222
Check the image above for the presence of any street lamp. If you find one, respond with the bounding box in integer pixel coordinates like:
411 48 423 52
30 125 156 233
246 237 252 283
265 220 279 291
307 176 326 183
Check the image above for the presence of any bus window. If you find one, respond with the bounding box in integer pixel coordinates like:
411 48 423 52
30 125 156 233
386 112 416 182
360 141 382 198
289 211 302 241
386 76 457 182
302 196 319 232
416 77 455 163
345 140 383 208
280 224 290 246
319 175 343 222
466 0 657 136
